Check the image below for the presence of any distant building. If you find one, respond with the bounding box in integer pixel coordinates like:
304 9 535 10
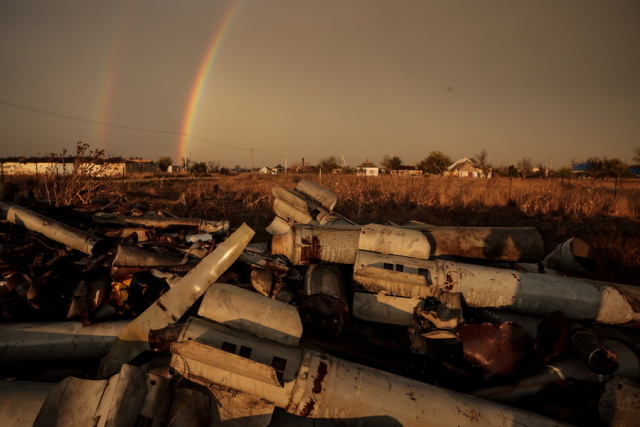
572 163 591 175
390 165 423 177
0 157 155 177
124 159 157 174
356 160 379 176
445 157 484 178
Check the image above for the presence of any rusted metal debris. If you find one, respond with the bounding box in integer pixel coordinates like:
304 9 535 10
0 179 639 426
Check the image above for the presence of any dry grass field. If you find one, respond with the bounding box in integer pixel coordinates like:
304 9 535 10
8 172 640 285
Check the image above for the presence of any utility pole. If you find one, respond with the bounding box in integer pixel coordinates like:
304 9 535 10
548 157 553 178
285 153 288 174
250 148 254 173
183 134 187 171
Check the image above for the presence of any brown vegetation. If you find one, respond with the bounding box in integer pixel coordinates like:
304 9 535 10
8 173 640 285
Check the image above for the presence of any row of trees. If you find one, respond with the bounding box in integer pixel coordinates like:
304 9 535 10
157 146 640 178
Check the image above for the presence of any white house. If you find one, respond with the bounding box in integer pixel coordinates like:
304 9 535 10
445 157 484 178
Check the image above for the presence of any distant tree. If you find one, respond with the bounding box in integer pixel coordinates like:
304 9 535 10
207 161 221 173
585 157 628 178
157 156 172 172
416 151 452 175
381 154 402 173
604 158 628 177
471 149 491 177
633 147 640 165
342 165 356 174
516 157 533 178
190 161 207 174
553 166 572 178
318 155 341 172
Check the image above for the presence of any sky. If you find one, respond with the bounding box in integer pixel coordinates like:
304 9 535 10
1 0 639 170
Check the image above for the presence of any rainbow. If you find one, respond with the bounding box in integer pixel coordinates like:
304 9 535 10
93 5 133 152
177 0 243 164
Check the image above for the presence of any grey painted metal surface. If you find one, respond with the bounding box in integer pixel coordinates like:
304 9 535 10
352 292 424 326
354 256 640 326
0 381 54 427
543 237 597 275
0 320 128 362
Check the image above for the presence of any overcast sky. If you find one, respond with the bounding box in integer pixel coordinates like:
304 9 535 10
1 0 639 169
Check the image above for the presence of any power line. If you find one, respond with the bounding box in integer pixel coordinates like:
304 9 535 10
0 100 183 136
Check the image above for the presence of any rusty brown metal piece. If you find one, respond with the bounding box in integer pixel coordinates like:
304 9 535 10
93 212 229 235
112 244 188 268
457 322 532 376
415 225 545 261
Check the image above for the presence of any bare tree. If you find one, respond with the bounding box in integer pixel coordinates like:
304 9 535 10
318 155 341 172
516 157 533 178
633 147 640 165
472 149 491 177
207 161 221 173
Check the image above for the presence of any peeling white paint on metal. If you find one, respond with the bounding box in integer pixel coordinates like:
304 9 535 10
198 283 303 347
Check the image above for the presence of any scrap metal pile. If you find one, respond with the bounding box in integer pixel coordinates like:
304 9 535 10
0 180 639 426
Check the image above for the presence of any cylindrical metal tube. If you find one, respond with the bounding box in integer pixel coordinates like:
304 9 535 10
112 244 186 267
271 225 361 265
431 259 640 326
272 224 545 265
92 212 229 235
473 358 605 403
0 321 129 363
169 317 567 427
354 257 640 325
572 328 619 375
293 180 338 211
0 201 104 256
409 225 544 261
198 283 303 347
543 237 597 275
359 224 431 260
300 264 349 337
